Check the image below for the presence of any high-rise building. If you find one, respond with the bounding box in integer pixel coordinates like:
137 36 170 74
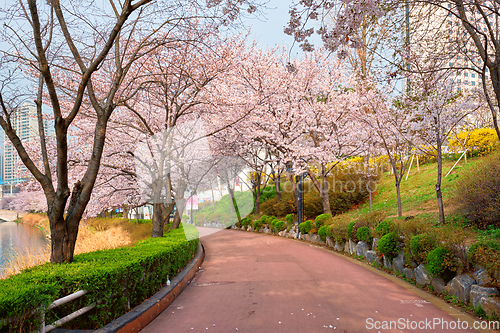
3 102 43 182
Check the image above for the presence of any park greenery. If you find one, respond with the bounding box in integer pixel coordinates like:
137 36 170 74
1 0 500 328
0 224 198 331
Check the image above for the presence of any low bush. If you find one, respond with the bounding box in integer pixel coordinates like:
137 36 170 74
137 219 152 224
315 214 332 229
260 185 278 203
299 220 312 234
356 211 386 229
252 220 262 231
356 226 373 244
286 214 295 225
454 152 500 229
269 219 276 231
375 220 394 238
0 226 198 332
469 240 500 277
260 215 271 224
426 247 456 280
347 221 356 240
274 221 286 233
318 225 331 242
410 233 437 264
330 219 350 244
241 217 252 229
378 232 400 260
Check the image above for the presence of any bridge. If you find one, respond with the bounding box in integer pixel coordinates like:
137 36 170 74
0 210 25 222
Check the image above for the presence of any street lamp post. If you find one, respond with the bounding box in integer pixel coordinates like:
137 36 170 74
189 190 196 224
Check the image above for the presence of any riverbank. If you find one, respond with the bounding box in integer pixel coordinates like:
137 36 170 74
2 215 159 279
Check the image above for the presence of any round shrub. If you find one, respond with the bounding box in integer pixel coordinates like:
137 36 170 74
286 214 295 224
330 219 349 244
426 247 455 279
260 215 270 224
315 214 332 229
377 232 400 260
241 218 251 229
299 220 312 234
469 240 500 276
410 233 437 264
356 226 373 244
347 221 356 240
253 220 262 231
318 225 331 242
375 220 394 238
274 221 286 232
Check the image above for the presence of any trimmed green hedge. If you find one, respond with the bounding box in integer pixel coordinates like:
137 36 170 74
0 225 199 332
299 220 312 234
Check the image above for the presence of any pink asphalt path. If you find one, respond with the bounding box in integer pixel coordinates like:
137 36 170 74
140 229 479 333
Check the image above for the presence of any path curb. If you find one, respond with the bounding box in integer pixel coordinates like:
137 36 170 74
93 242 204 333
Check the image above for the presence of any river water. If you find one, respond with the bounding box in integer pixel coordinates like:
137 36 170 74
0 222 49 274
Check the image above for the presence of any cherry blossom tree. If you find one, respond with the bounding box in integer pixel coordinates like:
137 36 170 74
403 72 478 224
0 0 260 263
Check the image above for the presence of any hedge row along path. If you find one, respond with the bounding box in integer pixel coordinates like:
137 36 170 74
141 230 482 333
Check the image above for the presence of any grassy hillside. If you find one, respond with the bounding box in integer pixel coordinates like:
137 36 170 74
322 156 484 226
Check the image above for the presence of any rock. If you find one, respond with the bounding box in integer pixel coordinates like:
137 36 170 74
300 234 306 241
248 227 253 232
348 239 356 255
334 242 345 252
472 267 492 286
415 264 431 285
241 226 245 230
366 251 380 265
431 277 446 294
392 252 404 274
479 297 500 318
447 275 476 303
383 256 392 269
356 242 369 257
260 227 266 233
403 268 415 280
344 242 349 253
278 231 285 237
372 238 379 251
470 285 499 309
310 234 321 243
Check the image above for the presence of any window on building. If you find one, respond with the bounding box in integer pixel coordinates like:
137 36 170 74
464 72 469 77
457 79 461 84
472 81 476 85
471 73 476 78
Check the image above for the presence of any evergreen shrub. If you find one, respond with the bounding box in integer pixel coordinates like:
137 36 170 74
378 232 400 260
299 220 312 234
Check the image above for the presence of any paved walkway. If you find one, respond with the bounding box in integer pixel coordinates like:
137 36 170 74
141 229 480 333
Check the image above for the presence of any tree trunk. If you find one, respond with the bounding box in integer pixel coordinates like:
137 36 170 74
151 203 165 238
487 66 500 140
436 140 445 225
48 198 79 263
396 181 402 218
171 197 186 230
275 175 281 203
320 167 331 215
172 210 182 230
227 186 241 223
306 167 331 215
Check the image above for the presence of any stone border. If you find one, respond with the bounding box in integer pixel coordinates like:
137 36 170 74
93 242 205 333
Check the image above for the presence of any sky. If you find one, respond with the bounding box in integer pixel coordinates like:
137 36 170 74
239 1 321 58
